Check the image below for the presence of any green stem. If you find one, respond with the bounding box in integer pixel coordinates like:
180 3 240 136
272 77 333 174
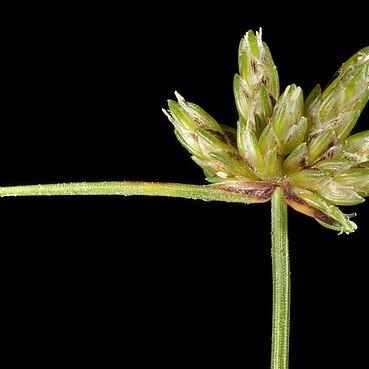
2 180 290 368
271 187 290 369
0 181 252 203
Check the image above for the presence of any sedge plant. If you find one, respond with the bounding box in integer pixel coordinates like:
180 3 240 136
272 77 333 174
1 29 368 369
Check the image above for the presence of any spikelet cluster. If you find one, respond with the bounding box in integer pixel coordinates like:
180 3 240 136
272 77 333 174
163 29 369 233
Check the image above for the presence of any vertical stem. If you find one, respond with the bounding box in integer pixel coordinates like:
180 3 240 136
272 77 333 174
271 187 290 369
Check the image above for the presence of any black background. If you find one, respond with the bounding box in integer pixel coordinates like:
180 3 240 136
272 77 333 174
2 3 368 368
